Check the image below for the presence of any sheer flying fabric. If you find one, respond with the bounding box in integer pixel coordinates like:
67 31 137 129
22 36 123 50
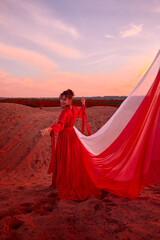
74 50 160 155
48 50 160 200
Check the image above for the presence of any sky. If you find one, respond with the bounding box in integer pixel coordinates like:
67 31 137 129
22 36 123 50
0 0 160 97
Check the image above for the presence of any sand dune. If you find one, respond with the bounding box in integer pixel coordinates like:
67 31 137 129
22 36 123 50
0 103 160 240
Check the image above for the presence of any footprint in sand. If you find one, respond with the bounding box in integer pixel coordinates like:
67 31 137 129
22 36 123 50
18 201 54 216
136 196 150 201
153 190 160 195
105 217 127 233
3 216 24 233
150 200 160 206
17 186 25 190
18 202 33 214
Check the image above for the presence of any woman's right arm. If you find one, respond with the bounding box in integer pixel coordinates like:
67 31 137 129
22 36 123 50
40 110 67 136
49 110 68 136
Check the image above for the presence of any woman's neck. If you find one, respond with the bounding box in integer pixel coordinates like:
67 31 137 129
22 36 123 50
66 104 73 109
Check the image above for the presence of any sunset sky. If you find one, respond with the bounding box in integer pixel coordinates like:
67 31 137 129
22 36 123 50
0 0 160 97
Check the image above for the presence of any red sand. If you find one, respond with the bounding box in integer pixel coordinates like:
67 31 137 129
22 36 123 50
0 102 160 240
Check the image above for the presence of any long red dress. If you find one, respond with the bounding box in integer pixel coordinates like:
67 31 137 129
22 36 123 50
47 104 102 200
47 67 160 201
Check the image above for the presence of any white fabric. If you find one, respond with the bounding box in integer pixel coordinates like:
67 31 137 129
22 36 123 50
74 50 160 155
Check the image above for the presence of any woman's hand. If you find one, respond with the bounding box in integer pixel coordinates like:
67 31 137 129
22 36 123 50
40 127 51 136
81 97 85 105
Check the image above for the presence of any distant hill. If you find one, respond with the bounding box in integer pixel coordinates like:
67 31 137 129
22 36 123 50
0 96 127 108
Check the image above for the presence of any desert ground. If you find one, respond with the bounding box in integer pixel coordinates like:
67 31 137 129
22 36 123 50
0 103 160 240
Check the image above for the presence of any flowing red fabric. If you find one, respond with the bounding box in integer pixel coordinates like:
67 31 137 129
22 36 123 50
47 69 160 200
83 68 160 199
81 113 91 136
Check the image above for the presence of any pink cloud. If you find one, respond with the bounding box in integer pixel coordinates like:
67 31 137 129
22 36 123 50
19 35 82 59
0 49 157 98
14 0 80 38
120 23 143 38
0 0 82 59
0 42 58 75
0 69 12 79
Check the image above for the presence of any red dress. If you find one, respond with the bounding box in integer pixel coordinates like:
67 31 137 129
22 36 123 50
47 68 160 200
47 104 102 200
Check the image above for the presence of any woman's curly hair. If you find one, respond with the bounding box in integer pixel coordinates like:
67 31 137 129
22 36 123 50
59 89 75 100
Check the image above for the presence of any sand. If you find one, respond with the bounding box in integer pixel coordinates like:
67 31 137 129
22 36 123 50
0 102 160 240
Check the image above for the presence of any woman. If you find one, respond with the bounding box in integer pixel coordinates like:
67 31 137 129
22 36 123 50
40 89 102 201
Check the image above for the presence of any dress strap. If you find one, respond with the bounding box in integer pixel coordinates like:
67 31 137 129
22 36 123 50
86 114 91 135
81 113 91 136
47 130 55 174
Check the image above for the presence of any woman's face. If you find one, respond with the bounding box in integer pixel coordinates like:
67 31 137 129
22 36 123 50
60 95 72 108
